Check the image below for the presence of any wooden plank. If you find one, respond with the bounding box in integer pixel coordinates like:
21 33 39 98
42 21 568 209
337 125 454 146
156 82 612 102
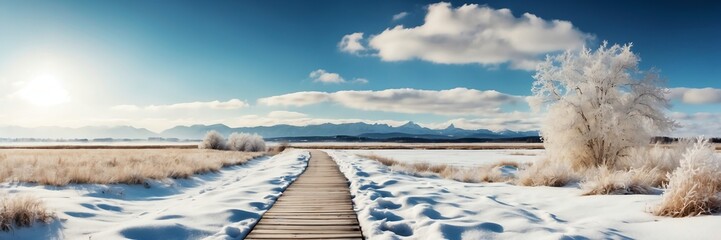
255 219 359 225
244 233 362 239
250 229 360 234
246 150 363 239
252 225 361 230
263 211 357 216
261 215 358 220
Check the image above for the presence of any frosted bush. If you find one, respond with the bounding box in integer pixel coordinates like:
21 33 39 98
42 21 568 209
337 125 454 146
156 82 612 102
655 138 721 217
517 159 578 187
226 133 250 151
617 142 690 187
531 42 675 169
199 130 226 150
580 167 655 195
245 134 267 152
225 133 266 152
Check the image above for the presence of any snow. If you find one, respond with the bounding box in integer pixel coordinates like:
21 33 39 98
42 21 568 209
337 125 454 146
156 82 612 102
345 149 544 166
328 150 721 240
0 150 309 240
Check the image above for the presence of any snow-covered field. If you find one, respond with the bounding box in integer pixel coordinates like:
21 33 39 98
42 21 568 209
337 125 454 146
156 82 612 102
345 149 544 166
328 150 721 240
0 150 309 240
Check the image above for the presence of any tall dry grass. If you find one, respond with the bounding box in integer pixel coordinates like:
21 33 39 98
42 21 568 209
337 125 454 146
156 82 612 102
0 149 264 186
358 154 520 183
579 167 655 195
655 138 721 217
516 159 578 187
0 195 54 231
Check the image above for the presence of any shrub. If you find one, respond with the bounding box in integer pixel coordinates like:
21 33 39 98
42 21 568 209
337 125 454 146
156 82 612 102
225 132 266 152
245 134 267 152
517 159 578 187
616 142 689 187
226 132 249 151
0 195 54 232
580 167 655 195
655 138 721 217
199 130 226 150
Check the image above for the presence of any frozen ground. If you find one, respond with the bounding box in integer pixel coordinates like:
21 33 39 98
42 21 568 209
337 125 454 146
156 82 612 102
328 150 721 240
346 149 544 167
0 150 309 240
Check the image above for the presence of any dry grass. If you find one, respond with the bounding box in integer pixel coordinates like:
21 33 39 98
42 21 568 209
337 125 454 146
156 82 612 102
267 142 291 156
0 149 265 186
357 154 518 183
655 139 721 217
516 159 578 187
580 167 655 195
0 195 54 231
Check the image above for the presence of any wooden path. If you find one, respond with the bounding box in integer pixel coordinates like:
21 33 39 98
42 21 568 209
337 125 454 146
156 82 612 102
246 150 363 239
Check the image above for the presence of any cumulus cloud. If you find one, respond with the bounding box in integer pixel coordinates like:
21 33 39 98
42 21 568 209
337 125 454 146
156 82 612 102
309 69 368 84
112 99 248 111
392 12 409 21
342 2 591 70
670 112 721 137
668 87 721 104
338 32 366 54
258 88 525 115
310 69 345 83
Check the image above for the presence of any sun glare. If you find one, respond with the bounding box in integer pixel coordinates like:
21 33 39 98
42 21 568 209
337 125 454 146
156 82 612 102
16 74 70 106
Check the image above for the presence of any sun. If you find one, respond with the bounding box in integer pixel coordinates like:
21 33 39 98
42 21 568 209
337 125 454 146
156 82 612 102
16 74 70 106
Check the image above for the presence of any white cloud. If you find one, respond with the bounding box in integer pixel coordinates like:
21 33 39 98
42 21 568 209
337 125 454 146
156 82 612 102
234 115 408 128
344 2 591 70
112 99 248 111
338 32 366 54
392 12 409 21
308 69 368 84
258 91 330 107
258 88 524 115
670 112 721 137
423 112 542 131
310 69 345 83
111 105 141 111
668 87 721 104
353 78 369 84
267 111 308 119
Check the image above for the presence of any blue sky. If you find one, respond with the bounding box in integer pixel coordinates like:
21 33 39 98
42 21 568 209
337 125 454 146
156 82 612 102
0 1 719 135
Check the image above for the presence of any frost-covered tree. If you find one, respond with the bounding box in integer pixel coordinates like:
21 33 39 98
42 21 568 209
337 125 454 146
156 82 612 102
199 130 226 150
530 42 675 169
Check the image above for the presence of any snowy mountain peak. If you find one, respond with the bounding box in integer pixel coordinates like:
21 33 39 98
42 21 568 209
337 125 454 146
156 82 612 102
400 121 423 129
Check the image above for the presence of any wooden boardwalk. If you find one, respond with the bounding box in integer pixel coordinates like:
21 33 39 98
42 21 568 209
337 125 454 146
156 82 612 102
246 150 363 239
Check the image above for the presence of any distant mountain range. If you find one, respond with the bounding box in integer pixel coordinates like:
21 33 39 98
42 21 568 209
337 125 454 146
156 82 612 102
0 125 158 139
0 122 539 140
